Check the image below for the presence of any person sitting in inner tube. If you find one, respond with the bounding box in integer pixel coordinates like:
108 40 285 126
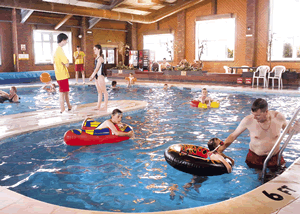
0 86 20 103
95 108 134 138
198 88 214 107
207 138 234 173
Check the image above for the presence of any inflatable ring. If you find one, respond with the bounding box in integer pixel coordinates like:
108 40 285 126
164 144 231 176
64 118 133 146
190 100 220 109
125 77 137 82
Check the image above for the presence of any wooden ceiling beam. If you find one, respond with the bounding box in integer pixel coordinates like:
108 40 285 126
20 9 34 23
116 4 159 12
54 14 73 30
77 0 110 5
0 0 205 24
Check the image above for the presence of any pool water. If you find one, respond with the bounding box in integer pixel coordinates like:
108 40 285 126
0 85 101 115
1 86 300 212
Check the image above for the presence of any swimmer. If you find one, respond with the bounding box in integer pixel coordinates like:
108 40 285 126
198 88 213 106
42 83 56 93
96 109 134 138
0 86 19 103
112 80 119 90
207 138 234 173
163 84 168 90
182 88 214 106
127 73 135 87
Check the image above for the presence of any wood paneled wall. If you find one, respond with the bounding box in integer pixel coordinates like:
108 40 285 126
0 8 127 77
1 0 300 74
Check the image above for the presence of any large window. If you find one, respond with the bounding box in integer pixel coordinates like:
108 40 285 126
33 30 73 64
269 0 300 61
195 18 235 61
143 34 174 62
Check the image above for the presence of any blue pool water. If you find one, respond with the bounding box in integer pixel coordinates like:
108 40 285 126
0 85 100 115
0 85 300 212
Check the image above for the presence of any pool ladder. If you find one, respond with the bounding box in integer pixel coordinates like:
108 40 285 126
261 107 300 183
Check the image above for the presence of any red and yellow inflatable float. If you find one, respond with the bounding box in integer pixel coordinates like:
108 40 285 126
190 100 220 109
64 118 132 146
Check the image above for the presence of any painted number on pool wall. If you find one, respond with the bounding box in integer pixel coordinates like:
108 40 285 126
262 185 296 201
181 71 186 76
118 70 123 74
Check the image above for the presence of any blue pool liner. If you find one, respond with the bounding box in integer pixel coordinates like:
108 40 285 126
0 70 55 84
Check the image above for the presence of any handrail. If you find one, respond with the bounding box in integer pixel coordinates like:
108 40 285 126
261 107 300 183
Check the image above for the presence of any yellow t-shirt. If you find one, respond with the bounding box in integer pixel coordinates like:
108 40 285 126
53 46 70 81
73 51 85 65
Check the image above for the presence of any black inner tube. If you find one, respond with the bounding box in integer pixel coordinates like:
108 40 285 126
164 144 229 176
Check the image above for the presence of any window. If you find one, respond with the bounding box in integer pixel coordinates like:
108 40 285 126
269 0 300 61
195 18 235 61
143 34 174 61
102 48 115 64
33 30 73 64
107 49 115 64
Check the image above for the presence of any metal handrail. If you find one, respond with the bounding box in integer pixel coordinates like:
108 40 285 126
261 107 300 183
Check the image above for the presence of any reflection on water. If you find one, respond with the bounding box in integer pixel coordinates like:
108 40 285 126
0 86 300 212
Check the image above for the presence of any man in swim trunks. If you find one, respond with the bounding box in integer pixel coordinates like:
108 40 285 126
0 86 19 103
96 109 134 138
218 98 300 169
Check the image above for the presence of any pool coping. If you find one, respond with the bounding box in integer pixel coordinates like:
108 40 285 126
1 80 300 213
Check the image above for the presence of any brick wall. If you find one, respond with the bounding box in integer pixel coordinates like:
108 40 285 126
176 10 186 63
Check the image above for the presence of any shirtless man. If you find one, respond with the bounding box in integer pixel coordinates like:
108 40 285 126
218 98 300 168
96 109 134 138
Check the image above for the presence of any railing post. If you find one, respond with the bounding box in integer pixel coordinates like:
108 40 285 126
261 107 300 183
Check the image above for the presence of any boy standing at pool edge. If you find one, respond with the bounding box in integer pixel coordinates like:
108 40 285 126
53 33 75 114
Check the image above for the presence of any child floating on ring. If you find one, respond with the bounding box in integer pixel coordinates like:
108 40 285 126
198 88 214 106
183 88 220 108
207 138 234 173
126 73 136 87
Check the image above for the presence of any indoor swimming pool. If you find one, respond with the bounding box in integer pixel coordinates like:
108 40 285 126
0 85 300 212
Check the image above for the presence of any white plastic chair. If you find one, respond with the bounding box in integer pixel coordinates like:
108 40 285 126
252 65 270 88
223 66 230 73
241 65 249 72
268 65 286 89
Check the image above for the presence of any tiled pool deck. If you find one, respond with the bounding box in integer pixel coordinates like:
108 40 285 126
0 78 300 214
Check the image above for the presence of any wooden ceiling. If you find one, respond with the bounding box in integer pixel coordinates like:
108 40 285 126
43 0 181 16
0 0 206 26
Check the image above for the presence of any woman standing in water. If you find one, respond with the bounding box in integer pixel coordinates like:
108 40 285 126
89 44 108 111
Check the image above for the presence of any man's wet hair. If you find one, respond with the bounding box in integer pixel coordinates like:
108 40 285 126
251 98 268 112
112 108 122 116
207 138 219 151
112 81 117 86
57 33 68 43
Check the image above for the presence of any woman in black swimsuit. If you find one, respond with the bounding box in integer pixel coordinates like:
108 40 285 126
89 44 108 111
0 86 19 103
